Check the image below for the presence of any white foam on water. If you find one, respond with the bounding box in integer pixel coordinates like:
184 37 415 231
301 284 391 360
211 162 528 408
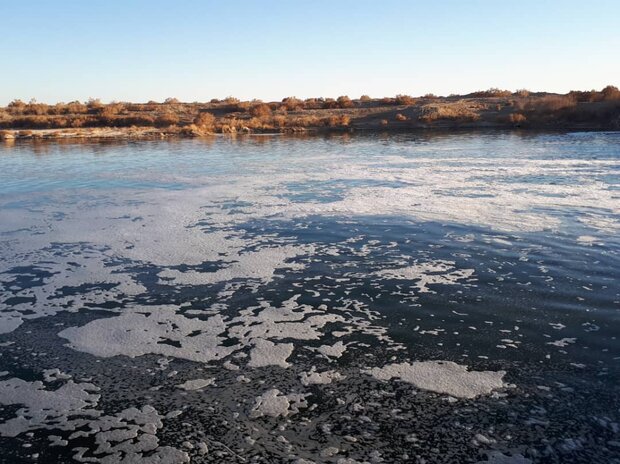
176 378 215 391
58 306 237 363
374 260 475 294
546 338 577 348
0 373 188 462
300 367 345 386
249 388 309 419
364 360 506 399
0 377 101 437
247 339 294 368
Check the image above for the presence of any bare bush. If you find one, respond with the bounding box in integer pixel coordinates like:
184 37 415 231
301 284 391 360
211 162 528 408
395 94 415 105
337 95 354 108
249 103 272 119
282 97 303 111
194 112 215 130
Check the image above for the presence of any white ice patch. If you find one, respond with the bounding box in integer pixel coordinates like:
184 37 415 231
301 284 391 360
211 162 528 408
364 360 506 399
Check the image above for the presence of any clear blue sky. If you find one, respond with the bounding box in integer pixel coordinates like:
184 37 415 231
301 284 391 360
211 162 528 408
1 0 619 104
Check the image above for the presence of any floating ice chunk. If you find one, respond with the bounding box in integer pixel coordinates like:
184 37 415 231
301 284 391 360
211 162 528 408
364 360 506 399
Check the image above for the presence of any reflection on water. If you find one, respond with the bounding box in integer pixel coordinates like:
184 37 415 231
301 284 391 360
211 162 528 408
0 132 619 463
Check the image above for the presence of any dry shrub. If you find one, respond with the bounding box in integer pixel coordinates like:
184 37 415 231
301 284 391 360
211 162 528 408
194 112 215 130
337 95 354 108
360 95 372 102
567 86 620 103
65 101 88 114
395 94 415 105
395 113 408 121
303 98 324 109
272 115 287 128
380 97 395 105
24 102 50 115
290 115 322 127
0 130 14 139
514 89 530 97
423 93 438 99
249 103 272 118
87 98 104 111
380 119 388 126
322 98 339 109
602 85 620 101
526 95 576 112
282 97 304 111
469 88 512 98
419 102 480 122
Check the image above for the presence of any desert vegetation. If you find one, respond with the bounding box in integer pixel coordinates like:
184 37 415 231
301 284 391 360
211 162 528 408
1 86 619 139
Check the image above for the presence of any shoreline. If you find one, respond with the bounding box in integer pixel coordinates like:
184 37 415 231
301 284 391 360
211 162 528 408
1 124 619 142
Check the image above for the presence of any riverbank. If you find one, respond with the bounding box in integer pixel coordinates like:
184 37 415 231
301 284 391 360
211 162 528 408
2 87 620 140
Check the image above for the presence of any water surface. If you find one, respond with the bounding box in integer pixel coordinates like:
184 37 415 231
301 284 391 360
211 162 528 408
0 132 619 463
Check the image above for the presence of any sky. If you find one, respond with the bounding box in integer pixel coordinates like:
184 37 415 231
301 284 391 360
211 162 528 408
1 0 619 104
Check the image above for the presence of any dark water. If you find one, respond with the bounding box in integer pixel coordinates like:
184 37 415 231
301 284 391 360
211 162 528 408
0 132 619 463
